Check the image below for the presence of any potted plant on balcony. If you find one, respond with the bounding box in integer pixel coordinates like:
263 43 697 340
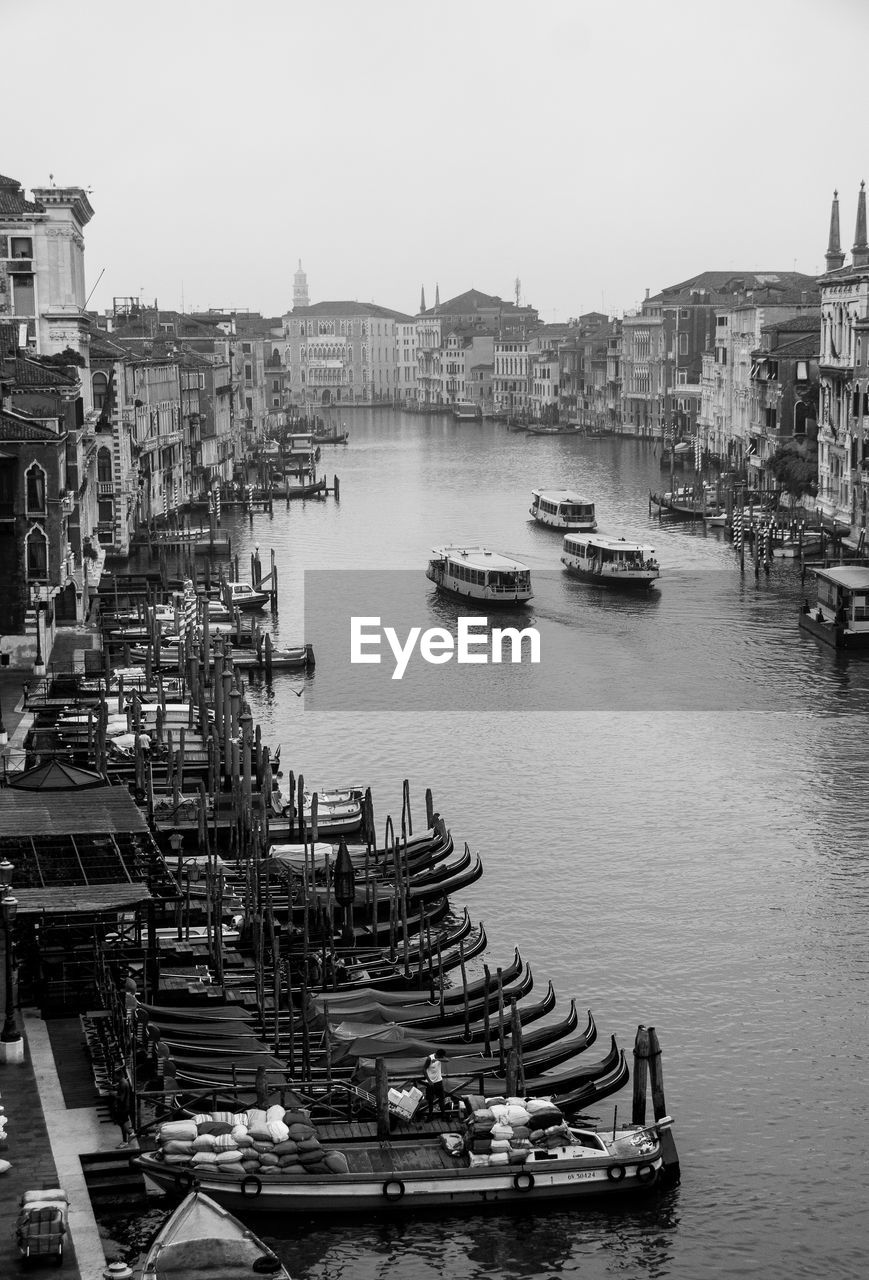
82 536 99 563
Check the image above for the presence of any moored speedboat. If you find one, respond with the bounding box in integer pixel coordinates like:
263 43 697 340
530 489 596 531
561 534 660 588
138 1189 288 1278
426 546 533 606
223 581 270 611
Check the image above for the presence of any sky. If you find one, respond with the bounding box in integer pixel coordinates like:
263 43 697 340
5 0 869 323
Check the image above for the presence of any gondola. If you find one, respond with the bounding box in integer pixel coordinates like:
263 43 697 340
438 1035 624 1101
337 1010 598 1080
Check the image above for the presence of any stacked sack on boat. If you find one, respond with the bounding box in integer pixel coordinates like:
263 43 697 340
154 1106 350 1177
464 1097 568 1167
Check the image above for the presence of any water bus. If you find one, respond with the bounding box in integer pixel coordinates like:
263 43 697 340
426 546 533 606
561 534 660 589
530 489 596 531
799 564 869 649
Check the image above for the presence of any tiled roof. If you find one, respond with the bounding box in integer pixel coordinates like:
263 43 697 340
433 288 504 313
760 315 821 334
755 334 820 359
292 300 415 321
0 409 64 440
0 173 45 214
651 270 819 302
8 355 78 387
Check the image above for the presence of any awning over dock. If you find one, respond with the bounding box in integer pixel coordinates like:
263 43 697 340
0 783 168 915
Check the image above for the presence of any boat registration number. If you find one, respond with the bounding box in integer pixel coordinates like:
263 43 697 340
566 1170 598 1181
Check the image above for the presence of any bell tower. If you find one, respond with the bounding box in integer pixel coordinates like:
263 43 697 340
293 259 309 309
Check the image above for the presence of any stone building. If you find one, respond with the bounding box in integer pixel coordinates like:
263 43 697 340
622 271 818 440
283 301 414 407
815 185 869 537
0 323 89 664
0 174 95 366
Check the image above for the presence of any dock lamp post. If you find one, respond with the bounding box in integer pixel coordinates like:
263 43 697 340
333 838 356 948
0 857 23 1062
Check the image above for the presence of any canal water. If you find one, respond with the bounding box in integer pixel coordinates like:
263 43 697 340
114 412 869 1278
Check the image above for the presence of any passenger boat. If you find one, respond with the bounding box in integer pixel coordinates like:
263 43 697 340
798 564 869 649
525 424 581 436
561 535 660 588
135 1109 673 1214
222 581 270 611
138 1189 288 1279
453 403 482 422
529 489 596 531
426 546 533 606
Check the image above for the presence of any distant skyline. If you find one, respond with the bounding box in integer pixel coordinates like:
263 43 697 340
4 0 867 322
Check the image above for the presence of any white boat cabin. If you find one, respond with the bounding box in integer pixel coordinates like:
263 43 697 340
530 489 597 531
805 565 869 640
223 581 269 609
426 546 533 604
561 534 660 586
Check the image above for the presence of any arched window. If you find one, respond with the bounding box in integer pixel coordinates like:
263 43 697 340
26 524 48 581
25 463 47 515
92 371 109 411
97 447 113 483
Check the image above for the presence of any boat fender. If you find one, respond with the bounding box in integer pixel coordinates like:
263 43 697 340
241 1174 263 1197
382 1178 405 1200
513 1171 535 1192
606 1164 626 1182
635 1162 656 1182
282 805 293 819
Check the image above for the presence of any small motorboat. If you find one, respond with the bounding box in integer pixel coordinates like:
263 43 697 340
223 581 270 611
138 1189 288 1278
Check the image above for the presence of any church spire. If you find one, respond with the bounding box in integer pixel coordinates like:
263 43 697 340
825 190 845 271
853 181 869 268
420 285 426 314
434 283 440 313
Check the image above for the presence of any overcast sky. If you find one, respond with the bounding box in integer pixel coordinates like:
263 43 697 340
5 0 868 323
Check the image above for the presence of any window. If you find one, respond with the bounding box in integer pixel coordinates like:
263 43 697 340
272 379 280 393
25 463 47 515
10 236 32 259
97 447 112 483
244 364 252 381
26 525 48 581
11 274 35 316
796 360 809 382
679 333 688 355
242 342 252 354
92 371 109 410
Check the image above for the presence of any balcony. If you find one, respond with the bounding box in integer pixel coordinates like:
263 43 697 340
7 258 33 274
97 481 114 496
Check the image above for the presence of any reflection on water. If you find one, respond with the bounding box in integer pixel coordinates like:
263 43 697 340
111 414 869 1279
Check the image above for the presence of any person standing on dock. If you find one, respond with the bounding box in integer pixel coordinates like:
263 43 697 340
423 1048 448 1120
